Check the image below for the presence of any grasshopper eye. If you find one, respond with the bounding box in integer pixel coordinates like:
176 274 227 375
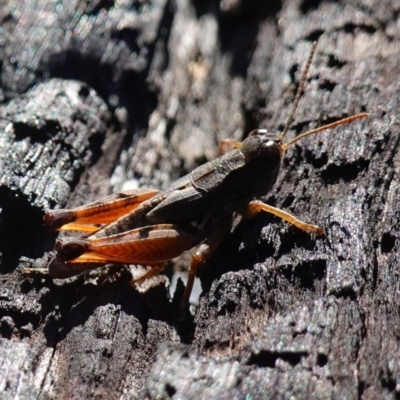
248 129 268 137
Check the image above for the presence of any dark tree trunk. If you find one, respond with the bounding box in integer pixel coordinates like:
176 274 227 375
0 0 397 399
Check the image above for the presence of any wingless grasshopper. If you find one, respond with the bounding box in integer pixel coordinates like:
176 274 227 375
44 42 368 309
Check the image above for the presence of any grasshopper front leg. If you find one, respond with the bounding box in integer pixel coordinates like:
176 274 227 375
243 200 324 235
218 138 241 155
44 188 159 233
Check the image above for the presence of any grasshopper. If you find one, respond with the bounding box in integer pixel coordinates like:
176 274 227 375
44 42 368 308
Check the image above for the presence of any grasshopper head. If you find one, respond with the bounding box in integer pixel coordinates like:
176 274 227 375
238 42 369 197
241 129 283 171
239 129 283 197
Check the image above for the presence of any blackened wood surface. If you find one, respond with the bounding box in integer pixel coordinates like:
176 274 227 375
0 0 397 399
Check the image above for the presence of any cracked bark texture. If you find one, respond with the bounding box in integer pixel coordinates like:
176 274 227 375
0 0 397 399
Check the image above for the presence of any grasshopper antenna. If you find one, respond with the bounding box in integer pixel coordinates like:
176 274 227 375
281 113 369 151
280 41 318 141
279 41 369 151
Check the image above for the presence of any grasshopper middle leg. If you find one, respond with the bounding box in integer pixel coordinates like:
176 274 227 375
179 232 226 313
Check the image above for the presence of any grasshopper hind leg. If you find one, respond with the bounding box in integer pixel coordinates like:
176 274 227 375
44 188 159 232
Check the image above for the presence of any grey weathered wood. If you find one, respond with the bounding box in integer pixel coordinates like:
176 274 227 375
0 0 398 399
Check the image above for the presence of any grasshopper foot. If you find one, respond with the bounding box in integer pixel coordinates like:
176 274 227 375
128 264 167 286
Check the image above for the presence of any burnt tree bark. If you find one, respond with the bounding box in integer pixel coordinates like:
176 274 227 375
0 0 397 399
